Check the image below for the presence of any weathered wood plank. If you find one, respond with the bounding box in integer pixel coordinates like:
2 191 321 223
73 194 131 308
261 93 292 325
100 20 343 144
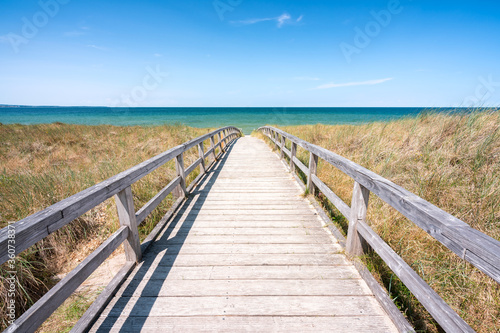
119 279 372 297
346 182 370 256
145 243 341 255
159 235 334 245
6 227 128 333
130 265 361 281
101 295 387 317
91 315 397 333
135 176 181 225
115 187 142 263
161 227 327 236
71 261 136 333
139 253 350 267
357 221 473 332
311 174 351 218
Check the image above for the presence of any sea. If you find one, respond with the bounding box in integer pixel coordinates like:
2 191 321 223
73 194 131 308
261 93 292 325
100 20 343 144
0 106 465 134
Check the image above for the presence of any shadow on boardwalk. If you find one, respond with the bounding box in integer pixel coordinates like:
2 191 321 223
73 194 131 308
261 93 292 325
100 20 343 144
96 140 237 332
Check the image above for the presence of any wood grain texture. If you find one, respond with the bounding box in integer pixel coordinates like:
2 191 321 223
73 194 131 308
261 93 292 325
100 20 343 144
6 227 128 333
346 182 370 256
357 221 473 332
115 187 142 263
91 315 397 333
135 176 181 225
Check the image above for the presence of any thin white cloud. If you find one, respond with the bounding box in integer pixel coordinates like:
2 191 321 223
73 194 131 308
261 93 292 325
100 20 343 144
154 53 163 57
277 13 291 27
231 12 300 28
313 78 393 90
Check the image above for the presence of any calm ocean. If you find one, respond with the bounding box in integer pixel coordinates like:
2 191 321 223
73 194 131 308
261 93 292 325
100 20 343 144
0 107 458 134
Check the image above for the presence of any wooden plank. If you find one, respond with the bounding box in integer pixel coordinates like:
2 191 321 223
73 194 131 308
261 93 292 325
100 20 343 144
290 141 297 172
119 279 372 297
115 187 142 263
161 227 327 236
6 227 128 333
145 243 341 255
101 295 386 317
357 221 474 332
353 261 415 333
346 182 370 256
138 253 349 267
130 265 361 281
307 152 318 195
135 176 181 224
184 157 202 177
91 315 397 333
173 153 187 198
198 142 206 174
71 261 136 333
311 174 351 219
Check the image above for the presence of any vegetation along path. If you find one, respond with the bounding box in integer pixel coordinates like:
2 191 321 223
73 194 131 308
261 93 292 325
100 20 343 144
91 136 398 332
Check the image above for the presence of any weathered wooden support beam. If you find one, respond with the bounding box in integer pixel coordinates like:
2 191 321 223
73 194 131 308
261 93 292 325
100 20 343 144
346 182 370 256
198 142 206 174
115 187 142 263
210 135 217 161
280 135 285 160
173 153 187 198
290 142 297 173
307 152 318 195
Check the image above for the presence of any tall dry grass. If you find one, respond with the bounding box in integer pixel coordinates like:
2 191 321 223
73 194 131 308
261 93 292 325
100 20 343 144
0 123 215 330
256 110 500 332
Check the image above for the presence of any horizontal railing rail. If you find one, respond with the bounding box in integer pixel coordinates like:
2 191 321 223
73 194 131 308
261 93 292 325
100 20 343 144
259 126 500 333
2 126 242 333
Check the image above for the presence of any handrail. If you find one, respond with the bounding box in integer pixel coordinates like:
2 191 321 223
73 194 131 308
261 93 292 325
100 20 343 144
259 126 499 332
2 126 242 333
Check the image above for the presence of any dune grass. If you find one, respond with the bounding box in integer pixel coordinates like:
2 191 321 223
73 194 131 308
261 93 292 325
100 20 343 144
255 110 500 332
0 123 217 331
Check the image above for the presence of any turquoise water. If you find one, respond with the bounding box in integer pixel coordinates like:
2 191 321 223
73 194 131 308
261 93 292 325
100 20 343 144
0 107 460 134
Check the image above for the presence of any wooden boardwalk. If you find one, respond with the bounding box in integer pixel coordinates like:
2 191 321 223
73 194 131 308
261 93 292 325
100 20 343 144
91 137 397 332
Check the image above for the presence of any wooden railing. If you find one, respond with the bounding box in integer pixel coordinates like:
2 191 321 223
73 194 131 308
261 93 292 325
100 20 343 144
1 126 242 333
259 126 500 333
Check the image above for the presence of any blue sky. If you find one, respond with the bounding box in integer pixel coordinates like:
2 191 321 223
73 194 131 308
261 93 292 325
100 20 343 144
1 0 499 107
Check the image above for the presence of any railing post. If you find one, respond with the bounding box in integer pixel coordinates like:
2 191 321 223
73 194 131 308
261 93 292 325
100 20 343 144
290 142 297 172
273 131 279 150
198 142 206 174
307 152 318 195
210 135 217 161
115 186 142 262
280 135 285 160
173 152 187 198
219 131 225 151
346 181 370 256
